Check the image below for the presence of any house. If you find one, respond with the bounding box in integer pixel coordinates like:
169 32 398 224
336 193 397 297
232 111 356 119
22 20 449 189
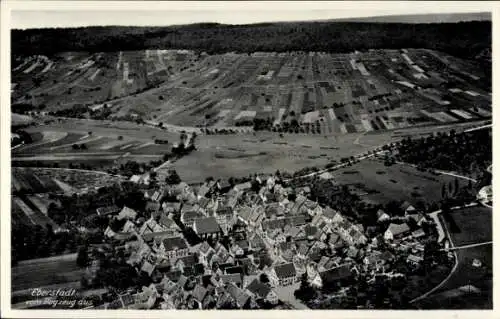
181 209 205 228
310 264 354 289
145 201 161 214
245 279 278 304
197 184 212 199
363 250 394 270
234 181 252 192
139 217 167 236
214 205 234 235
154 236 189 260
269 263 297 286
226 283 251 308
407 213 427 226
236 205 253 225
144 189 156 200
290 195 307 215
248 206 265 228
96 205 121 217
384 223 410 241
195 241 216 266
162 202 181 215
376 209 390 223
477 185 492 203
193 217 222 240
217 179 232 193
400 201 417 215
117 206 138 220
323 207 344 224
248 233 266 252
286 226 305 241
411 228 426 239
191 284 208 308
158 214 181 232
407 254 424 267
220 273 243 287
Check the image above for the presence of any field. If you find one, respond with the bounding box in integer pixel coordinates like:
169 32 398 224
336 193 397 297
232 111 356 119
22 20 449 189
329 159 469 205
13 49 491 137
12 167 125 193
11 253 83 293
418 206 493 309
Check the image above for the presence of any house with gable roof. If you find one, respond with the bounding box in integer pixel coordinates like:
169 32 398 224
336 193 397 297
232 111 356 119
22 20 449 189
245 279 278 305
377 209 390 223
193 217 222 240
117 206 138 220
154 236 189 260
384 223 411 241
268 263 297 287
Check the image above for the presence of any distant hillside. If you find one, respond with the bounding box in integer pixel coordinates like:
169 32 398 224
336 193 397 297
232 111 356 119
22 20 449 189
332 12 491 23
11 20 491 60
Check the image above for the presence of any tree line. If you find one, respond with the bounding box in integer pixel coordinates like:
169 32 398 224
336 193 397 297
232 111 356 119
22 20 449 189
12 21 491 61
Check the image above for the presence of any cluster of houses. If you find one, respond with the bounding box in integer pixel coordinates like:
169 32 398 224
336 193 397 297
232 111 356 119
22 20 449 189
89 174 439 309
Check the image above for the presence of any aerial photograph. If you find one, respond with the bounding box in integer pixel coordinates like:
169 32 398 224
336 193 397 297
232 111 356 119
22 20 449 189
7 3 492 312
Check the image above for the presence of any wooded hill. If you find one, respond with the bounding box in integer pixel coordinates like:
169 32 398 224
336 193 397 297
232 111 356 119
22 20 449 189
12 20 490 61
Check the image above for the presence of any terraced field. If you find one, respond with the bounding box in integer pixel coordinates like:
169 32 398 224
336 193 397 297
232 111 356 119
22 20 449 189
12 49 491 137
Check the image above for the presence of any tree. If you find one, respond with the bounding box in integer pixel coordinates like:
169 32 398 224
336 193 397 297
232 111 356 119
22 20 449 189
118 135 123 140
76 245 89 267
165 169 181 185
260 273 270 283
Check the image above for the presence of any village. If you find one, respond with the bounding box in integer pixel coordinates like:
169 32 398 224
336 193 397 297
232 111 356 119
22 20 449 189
81 166 450 310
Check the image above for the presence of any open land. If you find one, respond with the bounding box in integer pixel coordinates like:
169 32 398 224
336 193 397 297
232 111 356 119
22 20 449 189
417 206 492 308
9 21 492 311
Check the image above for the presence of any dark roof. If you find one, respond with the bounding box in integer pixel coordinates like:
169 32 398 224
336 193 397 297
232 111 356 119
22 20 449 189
220 273 243 285
181 210 204 225
191 284 208 302
193 217 221 234
96 205 120 216
387 223 410 236
278 241 294 252
323 206 339 219
274 263 296 279
158 215 178 229
320 264 353 283
145 201 161 212
146 230 179 243
305 225 318 237
225 266 244 274
198 197 210 208
226 283 250 307
246 279 271 299
165 270 182 282
177 254 197 267
289 215 308 226
249 234 265 249
162 236 188 251
235 240 249 250
217 206 233 216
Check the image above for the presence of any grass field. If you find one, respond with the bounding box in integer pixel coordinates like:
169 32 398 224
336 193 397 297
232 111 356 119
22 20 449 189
331 159 468 204
11 253 84 292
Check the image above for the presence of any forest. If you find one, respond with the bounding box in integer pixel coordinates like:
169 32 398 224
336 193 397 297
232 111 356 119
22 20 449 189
12 20 491 61
393 128 492 178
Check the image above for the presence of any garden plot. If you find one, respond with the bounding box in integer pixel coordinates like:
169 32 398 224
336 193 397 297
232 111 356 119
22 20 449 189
12 196 58 228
